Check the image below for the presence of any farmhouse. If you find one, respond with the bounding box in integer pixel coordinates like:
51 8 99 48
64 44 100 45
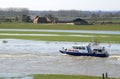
33 16 89 25
33 16 51 23
73 18 89 25
57 18 89 25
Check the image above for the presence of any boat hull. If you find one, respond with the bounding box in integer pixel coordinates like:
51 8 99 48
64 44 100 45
59 50 109 57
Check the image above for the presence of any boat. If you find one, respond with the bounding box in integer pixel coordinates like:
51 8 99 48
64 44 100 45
59 43 109 57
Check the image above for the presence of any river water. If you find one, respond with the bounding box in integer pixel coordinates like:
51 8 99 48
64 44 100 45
0 29 120 34
0 39 120 78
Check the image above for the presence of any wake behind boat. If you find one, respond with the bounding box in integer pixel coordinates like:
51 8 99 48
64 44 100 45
59 43 109 57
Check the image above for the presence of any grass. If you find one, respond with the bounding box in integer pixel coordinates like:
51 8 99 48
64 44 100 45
0 23 120 43
0 23 118 43
0 30 120 43
0 32 120 43
0 23 120 31
0 74 119 79
32 74 120 79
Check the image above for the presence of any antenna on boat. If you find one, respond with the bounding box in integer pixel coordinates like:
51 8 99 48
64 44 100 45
92 35 94 43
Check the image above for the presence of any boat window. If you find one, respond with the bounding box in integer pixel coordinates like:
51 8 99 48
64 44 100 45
94 49 103 52
73 46 78 49
98 49 102 52
94 49 97 51
78 47 81 49
73 46 85 50
73 46 75 49
82 47 85 50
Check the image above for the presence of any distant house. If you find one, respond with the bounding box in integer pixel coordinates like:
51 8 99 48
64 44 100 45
33 16 51 23
73 18 89 25
33 16 62 24
57 18 89 25
33 16 89 25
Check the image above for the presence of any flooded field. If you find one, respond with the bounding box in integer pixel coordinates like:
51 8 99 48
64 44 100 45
0 29 120 34
0 39 120 78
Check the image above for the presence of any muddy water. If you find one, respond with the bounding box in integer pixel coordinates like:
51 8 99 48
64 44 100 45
0 39 120 78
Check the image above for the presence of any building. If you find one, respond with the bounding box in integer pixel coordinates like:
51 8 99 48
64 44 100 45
33 16 51 23
73 18 89 25
36 17 50 23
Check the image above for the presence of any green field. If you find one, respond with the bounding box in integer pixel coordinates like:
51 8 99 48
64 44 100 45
0 30 120 43
0 23 120 31
32 74 120 79
0 33 120 43
0 23 120 43
0 74 120 79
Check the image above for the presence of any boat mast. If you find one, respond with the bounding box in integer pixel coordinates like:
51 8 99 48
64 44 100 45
92 35 94 43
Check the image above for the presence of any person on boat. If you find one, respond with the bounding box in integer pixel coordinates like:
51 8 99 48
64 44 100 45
62 47 64 50
87 43 92 53
102 47 105 51
65 48 67 51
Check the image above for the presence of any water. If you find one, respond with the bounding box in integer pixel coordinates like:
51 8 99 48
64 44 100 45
0 29 120 34
0 39 120 78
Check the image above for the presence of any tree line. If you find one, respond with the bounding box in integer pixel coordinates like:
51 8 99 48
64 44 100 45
30 10 120 18
0 8 120 23
28 10 120 23
0 8 30 22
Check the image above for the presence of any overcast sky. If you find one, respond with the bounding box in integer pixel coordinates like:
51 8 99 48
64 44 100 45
0 0 120 11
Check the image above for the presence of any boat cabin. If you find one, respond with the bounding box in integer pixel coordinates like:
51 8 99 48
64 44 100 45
72 45 106 54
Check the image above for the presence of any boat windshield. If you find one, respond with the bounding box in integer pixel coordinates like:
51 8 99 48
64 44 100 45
73 46 86 50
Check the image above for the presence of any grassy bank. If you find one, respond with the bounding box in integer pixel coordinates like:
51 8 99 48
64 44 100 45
0 23 120 43
0 74 119 79
0 31 120 43
0 23 120 31
32 74 120 79
0 34 120 43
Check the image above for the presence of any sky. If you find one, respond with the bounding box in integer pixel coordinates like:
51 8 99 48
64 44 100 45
0 0 120 11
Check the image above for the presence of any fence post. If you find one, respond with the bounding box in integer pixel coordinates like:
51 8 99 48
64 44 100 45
106 72 108 79
102 73 105 79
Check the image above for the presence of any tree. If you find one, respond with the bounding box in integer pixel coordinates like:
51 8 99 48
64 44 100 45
91 13 99 24
22 15 31 22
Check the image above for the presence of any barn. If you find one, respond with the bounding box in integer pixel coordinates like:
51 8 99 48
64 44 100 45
33 16 51 23
73 18 89 25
